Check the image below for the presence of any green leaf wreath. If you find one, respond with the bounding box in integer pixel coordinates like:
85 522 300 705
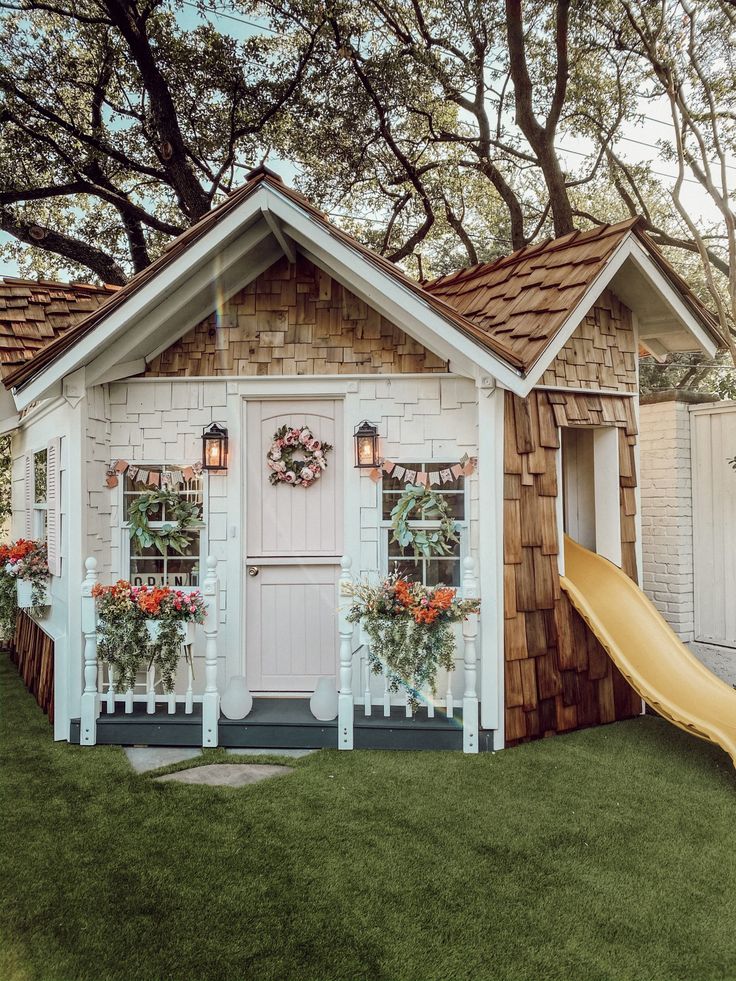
389 484 460 559
127 489 202 555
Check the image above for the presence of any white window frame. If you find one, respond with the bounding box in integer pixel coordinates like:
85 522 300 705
118 462 207 590
379 461 470 587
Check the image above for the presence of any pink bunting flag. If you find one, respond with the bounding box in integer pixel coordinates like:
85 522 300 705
382 460 395 475
415 472 428 487
105 475 118 489
149 471 160 487
369 467 382 483
463 460 475 476
182 466 194 481
114 459 129 474
451 464 463 479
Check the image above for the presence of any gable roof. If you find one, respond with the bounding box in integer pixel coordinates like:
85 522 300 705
424 219 722 373
0 278 119 379
1 167 723 402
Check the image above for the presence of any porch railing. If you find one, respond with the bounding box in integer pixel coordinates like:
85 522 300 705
337 556 481 754
79 556 221 748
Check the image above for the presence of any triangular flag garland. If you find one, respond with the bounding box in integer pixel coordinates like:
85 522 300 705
104 459 203 489
367 454 476 486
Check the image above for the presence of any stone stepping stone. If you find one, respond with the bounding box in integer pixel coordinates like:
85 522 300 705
226 747 317 759
155 763 293 787
125 747 201 773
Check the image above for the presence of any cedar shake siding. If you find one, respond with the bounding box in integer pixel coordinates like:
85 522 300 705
503 390 641 746
145 255 448 377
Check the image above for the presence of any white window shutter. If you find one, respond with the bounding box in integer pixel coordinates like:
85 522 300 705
46 439 61 576
23 453 33 537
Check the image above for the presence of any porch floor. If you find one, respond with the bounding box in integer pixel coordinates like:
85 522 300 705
70 697 488 750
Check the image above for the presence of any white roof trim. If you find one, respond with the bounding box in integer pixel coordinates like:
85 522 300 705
12 181 526 409
518 236 719 397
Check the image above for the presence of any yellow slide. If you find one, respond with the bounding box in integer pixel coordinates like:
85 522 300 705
561 536 736 767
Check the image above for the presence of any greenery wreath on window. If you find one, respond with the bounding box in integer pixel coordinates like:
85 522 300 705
127 489 203 555
266 424 333 487
389 484 460 559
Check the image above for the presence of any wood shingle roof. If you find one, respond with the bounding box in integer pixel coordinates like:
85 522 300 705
0 278 120 379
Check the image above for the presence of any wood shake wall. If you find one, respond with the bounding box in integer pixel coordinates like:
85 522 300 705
146 255 448 377
540 290 637 392
9 611 54 723
504 389 641 745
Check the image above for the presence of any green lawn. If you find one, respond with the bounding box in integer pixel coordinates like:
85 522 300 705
2 657 736 981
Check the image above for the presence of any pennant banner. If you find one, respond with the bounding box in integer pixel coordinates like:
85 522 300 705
375 454 477 487
105 459 203 489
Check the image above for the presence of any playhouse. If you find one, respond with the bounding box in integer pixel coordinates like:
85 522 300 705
1 165 731 757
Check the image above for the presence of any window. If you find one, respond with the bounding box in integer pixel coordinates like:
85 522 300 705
123 467 203 588
32 448 47 539
381 462 467 587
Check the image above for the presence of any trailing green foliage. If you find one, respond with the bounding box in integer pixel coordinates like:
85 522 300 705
389 484 459 559
127 489 202 556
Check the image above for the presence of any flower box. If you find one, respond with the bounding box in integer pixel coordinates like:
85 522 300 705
16 579 50 610
145 620 196 646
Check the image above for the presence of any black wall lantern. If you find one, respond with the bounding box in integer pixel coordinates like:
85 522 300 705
202 422 229 471
354 420 380 469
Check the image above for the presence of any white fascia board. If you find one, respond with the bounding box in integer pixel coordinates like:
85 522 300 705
520 237 719 396
267 188 526 393
0 413 20 435
13 197 270 408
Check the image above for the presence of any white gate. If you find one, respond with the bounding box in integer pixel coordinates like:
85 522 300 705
691 402 736 648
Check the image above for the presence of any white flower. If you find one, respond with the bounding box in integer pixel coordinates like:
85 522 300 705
299 429 312 445
269 460 286 472
300 467 314 481
269 445 282 460
284 470 296 483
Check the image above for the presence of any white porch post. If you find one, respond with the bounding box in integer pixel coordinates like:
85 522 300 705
202 555 220 748
461 556 480 754
478 381 505 750
337 556 354 750
79 557 99 746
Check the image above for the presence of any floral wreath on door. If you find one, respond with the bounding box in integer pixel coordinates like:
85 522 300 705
266 425 333 488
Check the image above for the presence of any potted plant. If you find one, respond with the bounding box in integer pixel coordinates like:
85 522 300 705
343 574 480 709
93 581 206 694
5 539 50 616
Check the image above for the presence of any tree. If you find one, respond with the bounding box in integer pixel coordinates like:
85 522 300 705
0 0 321 282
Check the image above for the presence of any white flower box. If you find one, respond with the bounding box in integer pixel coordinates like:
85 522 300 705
145 620 196 646
16 579 50 610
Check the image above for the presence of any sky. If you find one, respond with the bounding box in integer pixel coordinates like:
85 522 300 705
1 4 730 281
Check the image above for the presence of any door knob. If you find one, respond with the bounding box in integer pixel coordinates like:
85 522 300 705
248 566 259 577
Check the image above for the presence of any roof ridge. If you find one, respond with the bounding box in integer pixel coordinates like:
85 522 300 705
0 276 120 293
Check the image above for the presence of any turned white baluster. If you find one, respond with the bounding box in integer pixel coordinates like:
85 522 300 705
202 556 220 747
146 665 156 714
427 695 435 719
106 666 115 714
461 555 480 754
125 686 134 714
337 556 354 750
405 692 412 718
383 666 390 717
80 557 99 745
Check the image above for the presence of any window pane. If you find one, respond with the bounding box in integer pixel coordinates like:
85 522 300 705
130 559 165 586
390 558 424 582
426 559 461 587
166 558 200 587
34 450 47 504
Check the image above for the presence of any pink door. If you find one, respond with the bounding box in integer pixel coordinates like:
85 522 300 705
245 399 343 692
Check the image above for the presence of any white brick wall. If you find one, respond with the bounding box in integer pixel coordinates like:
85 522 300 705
639 398 695 640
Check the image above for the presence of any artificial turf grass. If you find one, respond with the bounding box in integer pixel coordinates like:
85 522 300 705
1 656 736 981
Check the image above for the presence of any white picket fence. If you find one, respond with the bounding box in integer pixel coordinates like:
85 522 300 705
78 556 221 748
337 555 481 753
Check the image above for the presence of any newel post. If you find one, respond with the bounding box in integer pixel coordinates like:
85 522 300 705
337 556 354 750
202 555 220 748
461 556 480 754
80 557 99 746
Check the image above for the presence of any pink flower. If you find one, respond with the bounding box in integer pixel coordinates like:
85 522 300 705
299 428 312 444
269 460 286 473
309 439 321 451
284 431 297 446
283 471 296 483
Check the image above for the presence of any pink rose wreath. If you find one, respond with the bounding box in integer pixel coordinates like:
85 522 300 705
267 425 333 488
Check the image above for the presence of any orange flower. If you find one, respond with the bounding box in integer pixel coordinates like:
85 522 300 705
430 588 455 611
